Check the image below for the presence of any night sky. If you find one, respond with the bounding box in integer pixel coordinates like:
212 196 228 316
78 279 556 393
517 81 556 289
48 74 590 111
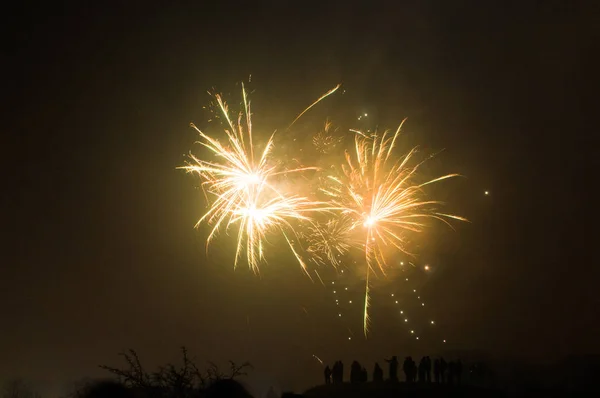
3 1 598 396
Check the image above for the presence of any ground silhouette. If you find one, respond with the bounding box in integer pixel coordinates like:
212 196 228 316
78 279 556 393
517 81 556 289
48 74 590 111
303 381 504 398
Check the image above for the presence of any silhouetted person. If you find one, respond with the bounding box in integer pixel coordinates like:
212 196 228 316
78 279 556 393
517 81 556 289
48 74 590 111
361 367 368 383
440 357 448 384
418 357 427 382
373 362 384 382
403 356 414 382
448 361 456 385
434 359 441 383
332 362 338 384
205 379 253 398
425 356 432 383
411 357 417 382
324 365 332 385
385 355 399 381
332 360 344 384
456 360 463 385
84 381 132 398
350 360 361 383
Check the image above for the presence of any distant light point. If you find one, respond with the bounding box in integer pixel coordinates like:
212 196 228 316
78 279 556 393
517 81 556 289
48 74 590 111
424 265 430 271
431 320 435 324
484 190 489 195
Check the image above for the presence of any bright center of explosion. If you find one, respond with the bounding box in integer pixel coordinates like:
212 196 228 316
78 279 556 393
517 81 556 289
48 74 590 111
245 173 261 185
236 172 262 189
240 205 267 224
363 215 377 227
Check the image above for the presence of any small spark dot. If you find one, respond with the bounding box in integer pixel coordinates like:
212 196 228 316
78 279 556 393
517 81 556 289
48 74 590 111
410 330 414 334
431 320 435 324
349 300 352 304
422 303 425 306
413 289 417 293
400 261 404 266
424 265 430 271
443 339 447 343
348 337 351 340
416 336 419 340
404 318 408 322
345 287 348 290
364 113 368 117
332 282 335 285
406 278 409 281
338 314 342 317
400 310 403 314
391 293 394 297
395 300 398 304
333 291 336 294
485 191 489 195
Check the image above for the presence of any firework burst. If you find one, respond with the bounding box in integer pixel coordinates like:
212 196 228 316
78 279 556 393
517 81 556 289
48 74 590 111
180 83 340 273
321 119 467 333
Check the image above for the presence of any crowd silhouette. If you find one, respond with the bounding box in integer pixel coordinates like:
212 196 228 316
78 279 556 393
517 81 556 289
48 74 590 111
323 355 464 385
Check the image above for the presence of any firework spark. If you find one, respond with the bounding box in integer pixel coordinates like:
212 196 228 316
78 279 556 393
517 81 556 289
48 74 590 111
313 120 343 155
180 83 339 273
321 119 467 334
304 216 356 267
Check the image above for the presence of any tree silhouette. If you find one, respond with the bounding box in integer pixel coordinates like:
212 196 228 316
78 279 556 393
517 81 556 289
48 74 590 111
99 346 251 398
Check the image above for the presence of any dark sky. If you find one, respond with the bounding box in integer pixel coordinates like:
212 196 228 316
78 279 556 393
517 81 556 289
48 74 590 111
2 0 598 396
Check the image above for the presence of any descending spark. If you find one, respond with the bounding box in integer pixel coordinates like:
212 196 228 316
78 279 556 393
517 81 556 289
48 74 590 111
312 354 324 366
321 119 467 334
363 269 371 333
180 83 339 272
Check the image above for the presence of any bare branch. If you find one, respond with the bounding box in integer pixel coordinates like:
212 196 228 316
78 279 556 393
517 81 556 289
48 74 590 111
99 347 251 397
